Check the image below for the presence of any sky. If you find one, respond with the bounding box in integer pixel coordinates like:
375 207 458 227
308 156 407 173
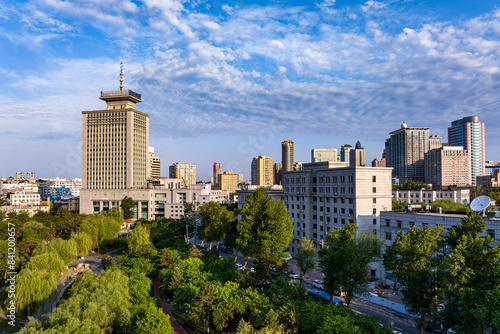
1 0 500 181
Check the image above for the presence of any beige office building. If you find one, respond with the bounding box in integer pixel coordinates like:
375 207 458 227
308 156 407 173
251 156 274 186
169 162 196 188
82 82 149 190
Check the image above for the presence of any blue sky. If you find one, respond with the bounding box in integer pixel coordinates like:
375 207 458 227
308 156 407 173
1 0 500 181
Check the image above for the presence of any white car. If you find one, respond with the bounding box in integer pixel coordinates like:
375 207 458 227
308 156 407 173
312 280 324 289
289 273 299 279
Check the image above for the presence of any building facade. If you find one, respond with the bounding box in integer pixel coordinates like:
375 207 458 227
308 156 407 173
372 158 386 167
448 116 485 185
15 172 24 180
340 144 353 163
251 156 274 186
388 123 430 181
10 192 41 206
282 164 392 255
311 149 338 163
282 140 294 172
274 162 283 185
477 169 500 188
169 162 196 188
429 135 442 150
424 146 471 188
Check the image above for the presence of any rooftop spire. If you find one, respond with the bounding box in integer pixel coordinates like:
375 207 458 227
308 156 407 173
120 60 123 91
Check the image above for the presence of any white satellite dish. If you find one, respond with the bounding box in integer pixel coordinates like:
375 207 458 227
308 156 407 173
470 196 492 213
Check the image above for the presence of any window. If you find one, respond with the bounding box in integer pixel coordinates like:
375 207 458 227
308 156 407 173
327 217 331 222
372 175 377 182
373 229 377 236
373 198 376 203
373 219 377 225
373 208 377 214
385 219 390 227
397 221 402 228
341 218 346 224
385 232 392 240
487 229 495 239
372 187 376 193
313 224 317 229
409 221 415 227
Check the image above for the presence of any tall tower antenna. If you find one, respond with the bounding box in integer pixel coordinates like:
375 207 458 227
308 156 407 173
120 60 123 91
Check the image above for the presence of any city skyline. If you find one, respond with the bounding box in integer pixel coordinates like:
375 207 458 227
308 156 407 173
2 0 500 180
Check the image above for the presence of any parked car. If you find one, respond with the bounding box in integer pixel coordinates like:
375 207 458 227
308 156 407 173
312 280 324 289
289 273 299 279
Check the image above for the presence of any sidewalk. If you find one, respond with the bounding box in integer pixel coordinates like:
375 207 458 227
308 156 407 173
153 276 186 334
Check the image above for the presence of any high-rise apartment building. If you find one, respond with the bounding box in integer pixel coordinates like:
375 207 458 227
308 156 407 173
448 116 485 185
82 66 149 190
15 172 24 180
274 162 283 185
282 140 294 172
218 171 239 193
213 162 223 186
251 156 274 186
372 158 386 167
311 149 338 163
169 162 196 188
349 141 365 167
149 147 161 178
388 123 430 181
26 172 35 180
424 146 471 188
429 135 442 150
340 144 353 163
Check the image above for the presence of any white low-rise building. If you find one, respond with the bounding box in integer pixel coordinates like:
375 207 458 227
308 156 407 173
10 192 41 206
392 188 470 205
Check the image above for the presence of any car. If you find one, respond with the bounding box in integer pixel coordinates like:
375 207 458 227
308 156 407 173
283 256 292 261
312 280 324 289
236 263 243 270
289 273 299 279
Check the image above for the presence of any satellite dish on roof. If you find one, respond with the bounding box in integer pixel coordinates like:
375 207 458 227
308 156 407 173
470 196 492 213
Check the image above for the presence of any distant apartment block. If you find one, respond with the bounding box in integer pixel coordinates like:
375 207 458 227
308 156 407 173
429 135 442 150
476 169 500 188
10 192 41 206
149 146 161 178
213 162 223 186
274 163 283 185
251 156 274 186
282 140 294 172
340 144 353 163
349 141 366 167
448 116 485 185
388 123 430 181
424 146 471 188
169 162 196 188
15 172 24 180
372 158 386 167
311 149 338 163
392 188 470 205
218 172 240 193
37 177 82 200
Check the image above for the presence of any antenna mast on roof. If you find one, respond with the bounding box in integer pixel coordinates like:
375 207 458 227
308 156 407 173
120 60 123 91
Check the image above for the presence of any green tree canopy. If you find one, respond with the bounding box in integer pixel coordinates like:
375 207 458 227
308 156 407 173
236 187 293 269
296 237 317 286
121 196 135 219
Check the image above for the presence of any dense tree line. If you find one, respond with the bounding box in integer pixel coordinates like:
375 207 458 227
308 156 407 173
384 213 500 334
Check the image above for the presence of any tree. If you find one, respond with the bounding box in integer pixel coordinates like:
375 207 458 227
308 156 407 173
296 238 317 286
446 212 487 249
383 225 444 334
319 223 357 304
127 224 153 255
443 232 500 333
121 196 135 219
236 187 293 270
198 202 231 248
392 199 405 210
133 302 173 334
470 185 488 201
429 199 471 213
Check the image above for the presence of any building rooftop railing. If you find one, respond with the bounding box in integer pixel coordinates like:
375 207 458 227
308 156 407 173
101 90 141 100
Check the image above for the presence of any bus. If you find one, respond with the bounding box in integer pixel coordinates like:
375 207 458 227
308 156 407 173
307 289 346 306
